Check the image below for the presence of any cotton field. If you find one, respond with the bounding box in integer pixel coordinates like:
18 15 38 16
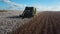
0 10 32 34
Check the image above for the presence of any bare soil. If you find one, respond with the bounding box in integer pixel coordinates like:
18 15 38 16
14 11 60 34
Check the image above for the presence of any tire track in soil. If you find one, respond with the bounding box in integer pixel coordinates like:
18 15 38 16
39 14 48 34
13 13 46 34
18 14 47 34
49 14 56 34
50 13 60 34
14 12 60 34
31 14 47 34
46 14 56 34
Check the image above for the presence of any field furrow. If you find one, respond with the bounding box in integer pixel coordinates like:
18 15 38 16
14 12 60 34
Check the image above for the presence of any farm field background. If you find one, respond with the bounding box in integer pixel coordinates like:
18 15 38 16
1 0 60 34
0 10 32 34
13 11 60 34
0 10 60 34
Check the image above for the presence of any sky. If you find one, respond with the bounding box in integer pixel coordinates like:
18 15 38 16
0 0 60 11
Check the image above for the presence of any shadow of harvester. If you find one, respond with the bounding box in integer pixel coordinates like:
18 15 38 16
7 7 36 19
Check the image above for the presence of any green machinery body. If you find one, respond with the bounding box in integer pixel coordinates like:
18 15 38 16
20 7 36 18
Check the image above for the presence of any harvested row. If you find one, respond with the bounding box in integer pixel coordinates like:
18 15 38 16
14 12 60 34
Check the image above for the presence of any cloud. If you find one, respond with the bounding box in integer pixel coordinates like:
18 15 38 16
1 0 60 11
2 0 26 10
0 0 1 1
33 4 60 11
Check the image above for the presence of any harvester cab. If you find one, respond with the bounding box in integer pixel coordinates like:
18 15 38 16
20 7 36 18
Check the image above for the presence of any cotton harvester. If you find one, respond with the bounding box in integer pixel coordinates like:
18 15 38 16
20 7 36 18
